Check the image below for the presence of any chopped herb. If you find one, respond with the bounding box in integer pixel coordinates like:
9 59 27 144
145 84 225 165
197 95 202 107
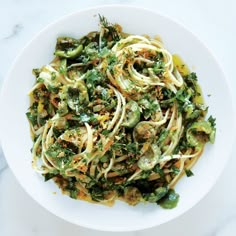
172 166 180 175
46 142 75 169
79 113 97 123
140 170 152 179
208 115 216 128
152 60 165 74
70 189 78 199
101 129 110 135
51 72 56 80
89 184 104 201
32 68 41 77
126 142 139 155
185 168 194 177
153 165 165 178
44 173 57 182
157 129 169 147
37 77 44 83
100 154 109 163
47 85 59 93
184 72 197 81
26 112 37 126
99 15 121 42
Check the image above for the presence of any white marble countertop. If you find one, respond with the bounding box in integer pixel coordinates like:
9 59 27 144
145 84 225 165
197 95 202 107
0 0 236 235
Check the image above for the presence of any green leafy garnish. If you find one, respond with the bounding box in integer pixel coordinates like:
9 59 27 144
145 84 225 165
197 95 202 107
26 112 37 126
185 169 194 177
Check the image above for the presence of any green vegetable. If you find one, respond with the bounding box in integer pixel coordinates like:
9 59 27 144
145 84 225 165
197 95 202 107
144 186 168 203
67 80 89 110
158 189 179 209
133 122 156 143
57 80 89 115
138 144 161 170
55 37 78 49
186 120 215 147
184 104 202 120
55 44 83 59
123 100 140 128
59 59 67 74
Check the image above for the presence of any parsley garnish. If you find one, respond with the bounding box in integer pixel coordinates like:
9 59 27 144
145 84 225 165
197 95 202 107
185 169 194 177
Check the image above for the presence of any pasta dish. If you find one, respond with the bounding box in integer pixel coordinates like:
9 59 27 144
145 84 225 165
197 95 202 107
26 16 216 208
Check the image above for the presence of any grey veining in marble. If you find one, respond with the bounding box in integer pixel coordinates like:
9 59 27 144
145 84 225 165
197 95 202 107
0 145 7 174
3 24 24 40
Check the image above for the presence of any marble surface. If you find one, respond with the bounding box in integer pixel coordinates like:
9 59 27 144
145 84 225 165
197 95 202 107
0 0 236 235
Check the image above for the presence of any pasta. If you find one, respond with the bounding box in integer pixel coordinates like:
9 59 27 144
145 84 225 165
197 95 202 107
26 16 216 208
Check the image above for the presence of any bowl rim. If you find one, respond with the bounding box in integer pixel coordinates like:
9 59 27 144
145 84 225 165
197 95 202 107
0 4 235 232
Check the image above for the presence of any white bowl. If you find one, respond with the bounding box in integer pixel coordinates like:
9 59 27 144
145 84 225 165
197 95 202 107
0 5 235 232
